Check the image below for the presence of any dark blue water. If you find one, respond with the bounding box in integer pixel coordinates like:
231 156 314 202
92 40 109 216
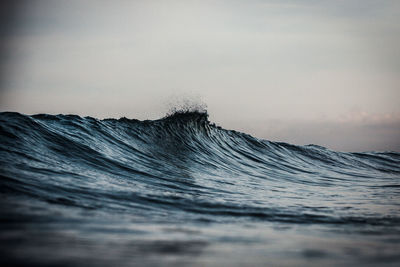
1 111 400 266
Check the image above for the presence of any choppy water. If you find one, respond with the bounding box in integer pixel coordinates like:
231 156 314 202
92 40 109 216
1 111 399 266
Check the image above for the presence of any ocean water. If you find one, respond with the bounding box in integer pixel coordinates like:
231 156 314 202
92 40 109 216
0 111 399 266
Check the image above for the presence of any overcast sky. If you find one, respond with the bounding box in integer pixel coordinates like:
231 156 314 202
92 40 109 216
1 0 399 152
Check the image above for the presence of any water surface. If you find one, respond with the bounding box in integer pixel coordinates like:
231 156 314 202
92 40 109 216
1 111 399 266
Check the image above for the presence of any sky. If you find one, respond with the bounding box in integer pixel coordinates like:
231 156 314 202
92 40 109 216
0 0 399 152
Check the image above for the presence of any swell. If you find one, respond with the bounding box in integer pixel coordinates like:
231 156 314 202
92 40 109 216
0 111 400 225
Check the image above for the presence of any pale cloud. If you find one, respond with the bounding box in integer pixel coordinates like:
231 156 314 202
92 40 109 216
337 111 400 125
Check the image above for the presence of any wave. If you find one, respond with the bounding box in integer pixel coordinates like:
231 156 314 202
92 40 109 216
1 111 400 226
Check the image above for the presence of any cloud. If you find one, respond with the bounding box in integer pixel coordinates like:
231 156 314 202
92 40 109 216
337 111 400 125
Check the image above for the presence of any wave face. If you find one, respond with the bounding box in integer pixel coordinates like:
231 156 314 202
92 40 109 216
1 111 400 266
